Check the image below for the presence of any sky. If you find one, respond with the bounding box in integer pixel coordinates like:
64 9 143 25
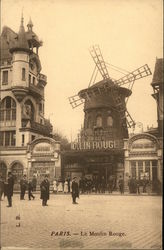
1 0 163 141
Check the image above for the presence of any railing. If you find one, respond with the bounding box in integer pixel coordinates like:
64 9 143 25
39 73 47 83
30 121 52 135
29 84 43 97
0 120 16 127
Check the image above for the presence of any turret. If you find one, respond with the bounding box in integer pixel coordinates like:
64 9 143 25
10 15 30 101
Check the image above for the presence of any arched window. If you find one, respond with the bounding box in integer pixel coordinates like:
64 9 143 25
96 116 102 127
107 116 113 127
0 96 16 121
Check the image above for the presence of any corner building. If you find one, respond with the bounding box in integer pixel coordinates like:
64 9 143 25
0 17 61 188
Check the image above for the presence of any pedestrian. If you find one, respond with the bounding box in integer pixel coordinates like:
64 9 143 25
108 175 114 193
0 175 4 201
71 177 79 204
101 176 106 193
40 175 50 206
53 178 58 193
32 175 37 191
67 176 71 193
136 179 140 194
5 172 14 207
20 175 28 200
142 176 147 193
28 180 35 200
118 176 124 194
128 176 132 193
64 179 68 193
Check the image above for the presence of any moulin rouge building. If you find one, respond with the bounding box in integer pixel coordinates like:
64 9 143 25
62 45 154 189
0 17 61 188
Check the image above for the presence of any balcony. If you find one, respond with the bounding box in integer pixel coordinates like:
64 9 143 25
21 120 52 136
29 84 44 98
38 73 47 87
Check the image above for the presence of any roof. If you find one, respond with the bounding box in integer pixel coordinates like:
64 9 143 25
0 26 17 62
151 58 163 86
0 17 42 61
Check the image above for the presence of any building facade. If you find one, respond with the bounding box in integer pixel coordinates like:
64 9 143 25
0 17 61 188
124 58 163 193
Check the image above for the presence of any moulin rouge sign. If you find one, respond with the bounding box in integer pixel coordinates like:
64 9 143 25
71 140 122 150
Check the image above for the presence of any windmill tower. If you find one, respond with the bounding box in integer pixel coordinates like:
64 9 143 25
69 45 152 145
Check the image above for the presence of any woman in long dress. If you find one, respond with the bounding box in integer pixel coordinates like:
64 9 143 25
64 180 68 193
53 179 57 193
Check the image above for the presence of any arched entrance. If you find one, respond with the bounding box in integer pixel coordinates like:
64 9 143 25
0 161 7 180
11 162 24 188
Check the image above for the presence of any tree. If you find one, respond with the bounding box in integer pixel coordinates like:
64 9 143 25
52 130 71 151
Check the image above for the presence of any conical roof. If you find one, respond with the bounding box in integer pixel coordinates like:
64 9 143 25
10 15 29 53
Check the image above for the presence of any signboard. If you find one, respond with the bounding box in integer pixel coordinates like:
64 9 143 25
71 140 117 150
33 142 54 155
131 138 156 151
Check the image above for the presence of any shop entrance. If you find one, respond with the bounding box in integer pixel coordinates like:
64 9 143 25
30 162 55 185
11 162 24 189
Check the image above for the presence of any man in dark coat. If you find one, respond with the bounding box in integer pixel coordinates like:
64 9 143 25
20 175 28 200
28 180 35 200
32 175 37 191
40 175 50 206
5 172 14 207
71 177 79 204
118 176 124 194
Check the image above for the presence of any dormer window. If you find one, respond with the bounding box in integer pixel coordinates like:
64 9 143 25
22 68 26 80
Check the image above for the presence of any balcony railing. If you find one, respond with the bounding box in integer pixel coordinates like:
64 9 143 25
39 73 47 83
29 84 44 97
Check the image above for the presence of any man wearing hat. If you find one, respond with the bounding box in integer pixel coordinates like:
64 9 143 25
20 175 28 200
71 177 79 204
5 172 14 207
40 175 50 206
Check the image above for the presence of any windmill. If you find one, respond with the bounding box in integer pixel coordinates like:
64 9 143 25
69 45 152 129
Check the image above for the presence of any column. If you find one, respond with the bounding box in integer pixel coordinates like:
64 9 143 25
150 161 153 181
136 162 138 179
143 161 145 173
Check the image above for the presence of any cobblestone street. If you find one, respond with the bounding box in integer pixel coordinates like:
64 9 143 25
0 193 162 250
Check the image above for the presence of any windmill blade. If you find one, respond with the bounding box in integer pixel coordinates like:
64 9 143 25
68 95 84 109
115 64 152 86
125 110 136 128
89 45 110 80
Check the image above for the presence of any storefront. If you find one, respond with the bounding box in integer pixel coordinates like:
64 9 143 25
124 133 162 193
28 137 61 186
62 148 124 189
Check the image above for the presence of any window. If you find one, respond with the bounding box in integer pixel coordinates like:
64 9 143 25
2 71 8 84
33 77 35 85
29 74 31 84
5 132 10 146
107 116 113 127
131 161 136 178
145 161 150 180
0 131 16 146
22 68 26 80
0 97 16 122
96 116 102 127
39 103 42 112
22 134 25 146
138 161 143 180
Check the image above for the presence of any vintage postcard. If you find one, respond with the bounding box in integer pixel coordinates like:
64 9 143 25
0 0 163 249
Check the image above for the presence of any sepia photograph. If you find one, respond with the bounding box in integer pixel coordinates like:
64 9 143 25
0 0 163 249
